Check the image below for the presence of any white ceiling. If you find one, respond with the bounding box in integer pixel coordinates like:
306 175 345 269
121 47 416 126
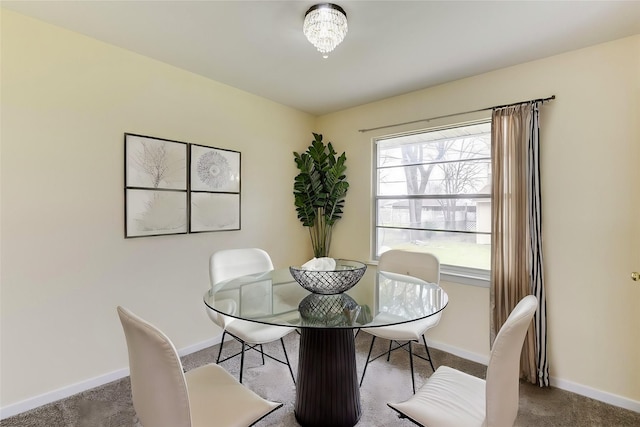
3 1 640 115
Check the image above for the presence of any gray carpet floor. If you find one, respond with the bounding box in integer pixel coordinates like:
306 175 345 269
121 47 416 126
3 332 639 426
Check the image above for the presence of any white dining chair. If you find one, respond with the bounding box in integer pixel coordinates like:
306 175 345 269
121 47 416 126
206 248 296 384
117 306 282 427
387 295 538 427
360 250 442 393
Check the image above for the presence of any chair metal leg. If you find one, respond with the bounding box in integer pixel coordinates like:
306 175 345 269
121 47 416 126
280 338 296 384
239 341 246 384
360 335 434 394
422 334 435 372
217 331 296 385
216 330 227 364
260 344 265 365
408 341 415 394
359 335 376 387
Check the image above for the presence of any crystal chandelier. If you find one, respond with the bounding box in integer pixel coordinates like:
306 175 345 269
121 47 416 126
303 3 348 58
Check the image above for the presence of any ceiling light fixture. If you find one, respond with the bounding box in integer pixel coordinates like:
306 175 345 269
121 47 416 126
303 3 348 59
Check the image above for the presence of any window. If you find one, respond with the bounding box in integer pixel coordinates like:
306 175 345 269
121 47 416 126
374 121 492 275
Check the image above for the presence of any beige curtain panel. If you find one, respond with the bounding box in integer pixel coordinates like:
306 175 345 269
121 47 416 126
490 103 548 386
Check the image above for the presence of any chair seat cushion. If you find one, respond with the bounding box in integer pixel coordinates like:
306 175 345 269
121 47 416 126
226 319 293 344
388 366 486 427
364 312 441 341
186 364 281 427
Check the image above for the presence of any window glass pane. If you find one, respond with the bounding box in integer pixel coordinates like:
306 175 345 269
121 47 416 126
377 122 491 167
378 160 491 196
376 228 490 270
374 120 492 271
377 198 490 232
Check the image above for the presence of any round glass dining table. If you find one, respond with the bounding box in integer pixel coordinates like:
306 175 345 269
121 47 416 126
203 266 448 427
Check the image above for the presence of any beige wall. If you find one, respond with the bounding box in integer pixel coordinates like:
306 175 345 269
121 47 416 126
2 7 639 415
319 35 640 407
0 9 315 409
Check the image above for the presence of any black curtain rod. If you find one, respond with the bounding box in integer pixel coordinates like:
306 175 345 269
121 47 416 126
357 95 556 133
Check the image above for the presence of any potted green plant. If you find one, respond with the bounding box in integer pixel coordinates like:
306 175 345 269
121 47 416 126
293 133 349 258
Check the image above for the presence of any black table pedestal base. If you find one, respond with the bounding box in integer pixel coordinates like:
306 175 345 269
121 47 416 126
295 328 361 427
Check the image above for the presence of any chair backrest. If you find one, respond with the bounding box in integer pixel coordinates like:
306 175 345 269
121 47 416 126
378 249 443 328
378 249 440 284
209 248 274 285
485 295 538 427
117 306 191 427
207 248 274 328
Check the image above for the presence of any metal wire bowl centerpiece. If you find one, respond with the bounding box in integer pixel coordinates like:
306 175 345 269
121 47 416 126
289 259 367 295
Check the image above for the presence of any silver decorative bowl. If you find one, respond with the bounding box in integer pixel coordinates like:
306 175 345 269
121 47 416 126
289 259 367 295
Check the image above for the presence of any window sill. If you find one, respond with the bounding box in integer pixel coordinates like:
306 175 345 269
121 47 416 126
441 270 489 288
367 260 490 288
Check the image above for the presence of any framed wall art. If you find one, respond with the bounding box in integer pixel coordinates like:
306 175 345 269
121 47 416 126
124 134 241 237
125 133 188 238
189 144 241 233
191 192 240 232
190 144 240 193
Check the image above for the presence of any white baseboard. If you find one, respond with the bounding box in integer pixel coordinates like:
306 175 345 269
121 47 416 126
429 339 640 414
3 336 639 418
0 368 130 420
0 336 222 420
550 377 640 413
176 336 220 358
428 339 490 365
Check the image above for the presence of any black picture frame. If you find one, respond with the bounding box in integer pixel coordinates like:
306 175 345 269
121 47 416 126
189 144 241 233
124 134 242 237
125 133 188 238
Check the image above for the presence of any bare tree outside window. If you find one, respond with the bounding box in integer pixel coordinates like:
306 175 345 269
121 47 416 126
375 122 492 270
400 143 443 230
433 139 490 231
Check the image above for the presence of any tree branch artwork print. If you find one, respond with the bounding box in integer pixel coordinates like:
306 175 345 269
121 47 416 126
125 134 188 237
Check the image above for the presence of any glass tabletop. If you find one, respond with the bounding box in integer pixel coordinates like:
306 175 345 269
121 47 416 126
203 267 448 329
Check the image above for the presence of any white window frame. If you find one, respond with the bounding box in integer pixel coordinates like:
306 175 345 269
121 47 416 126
372 120 491 287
